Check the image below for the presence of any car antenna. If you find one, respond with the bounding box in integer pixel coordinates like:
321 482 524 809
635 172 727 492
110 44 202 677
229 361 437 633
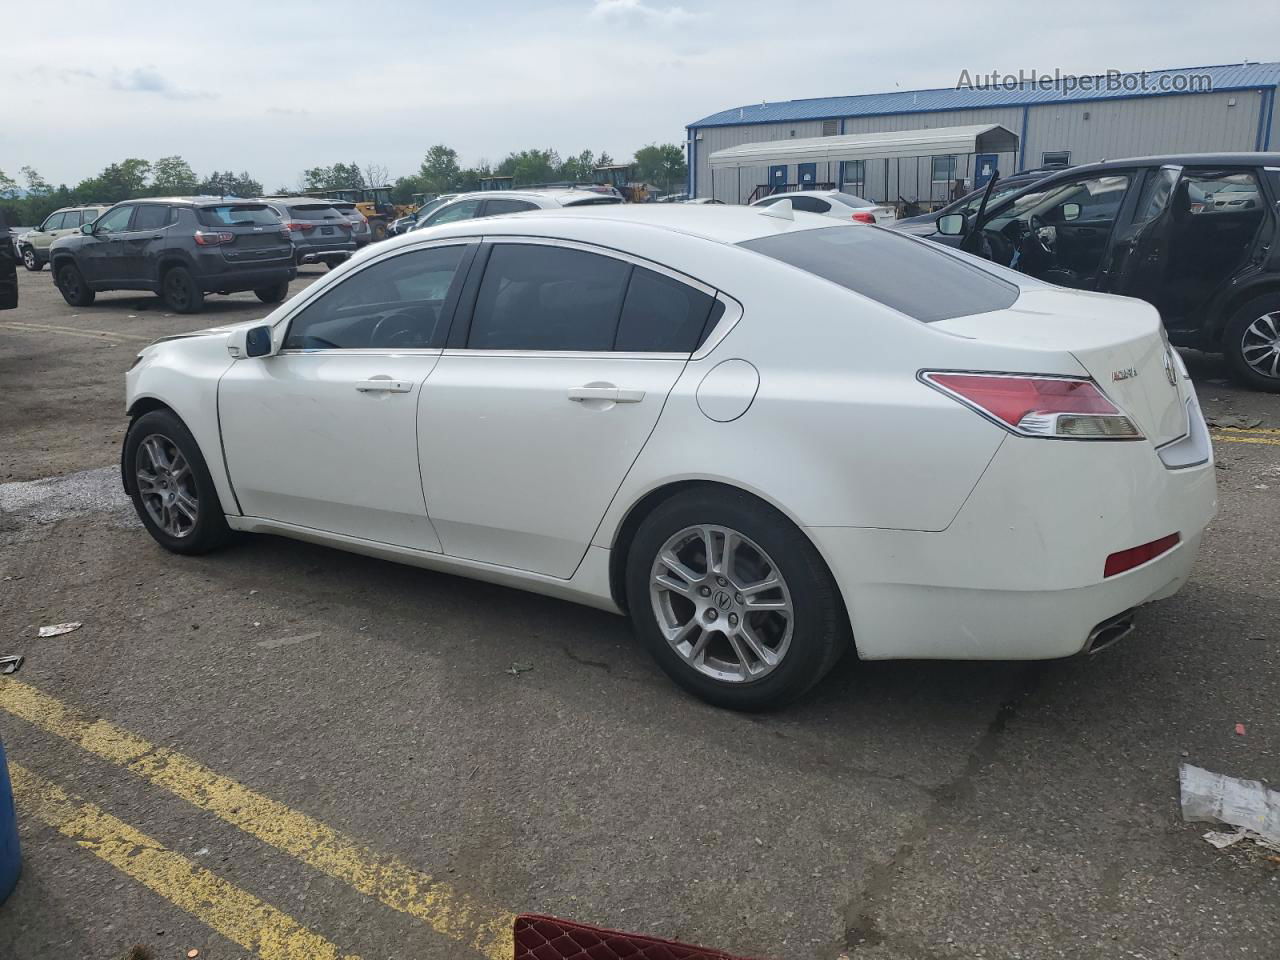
758 198 794 221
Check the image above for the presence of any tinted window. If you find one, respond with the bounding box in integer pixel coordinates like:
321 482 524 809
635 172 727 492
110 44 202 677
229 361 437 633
42 212 68 231
428 198 482 225
615 268 716 353
287 203 342 221
834 193 874 207
132 205 171 230
468 244 629 351
739 226 1019 323
78 210 103 226
753 196 781 208
790 196 832 214
483 198 539 216
198 204 279 227
561 196 623 206
284 246 466 350
94 206 135 234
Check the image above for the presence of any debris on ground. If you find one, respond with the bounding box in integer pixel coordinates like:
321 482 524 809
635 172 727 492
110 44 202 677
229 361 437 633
37 621 81 637
187 950 200 958
1236 723 1247 736
507 661 534 676
1207 415 1263 429
0 655 24 675
1180 764 1280 853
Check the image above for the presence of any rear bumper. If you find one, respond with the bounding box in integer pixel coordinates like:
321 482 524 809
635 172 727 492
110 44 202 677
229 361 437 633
811 431 1217 661
293 238 357 260
196 262 296 293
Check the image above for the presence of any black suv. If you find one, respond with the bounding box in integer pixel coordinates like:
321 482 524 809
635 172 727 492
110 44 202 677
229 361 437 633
935 153 1280 391
49 198 296 313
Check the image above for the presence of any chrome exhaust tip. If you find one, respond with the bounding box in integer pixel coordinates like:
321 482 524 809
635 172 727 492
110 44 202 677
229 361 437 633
1085 609 1136 655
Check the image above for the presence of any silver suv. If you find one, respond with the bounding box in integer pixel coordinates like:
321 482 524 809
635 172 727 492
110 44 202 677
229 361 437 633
17 205 111 270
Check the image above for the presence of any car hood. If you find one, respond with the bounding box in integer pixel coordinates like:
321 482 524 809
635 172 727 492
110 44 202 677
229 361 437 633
890 220 939 237
148 317 264 347
893 213 937 228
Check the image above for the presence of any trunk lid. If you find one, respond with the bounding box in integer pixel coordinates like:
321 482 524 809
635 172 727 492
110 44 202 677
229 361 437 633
196 203 292 261
933 286 1189 446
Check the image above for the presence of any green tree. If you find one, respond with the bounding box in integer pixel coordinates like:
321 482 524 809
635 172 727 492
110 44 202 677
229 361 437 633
0 169 17 201
76 158 152 203
198 170 263 197
150 156 199 195
497 149 560 186
20 166 51 198
417 145 461 194
632 143 687 194
301 162 364 192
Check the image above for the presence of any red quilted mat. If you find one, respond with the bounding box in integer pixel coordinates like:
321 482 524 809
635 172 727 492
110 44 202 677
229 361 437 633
514 915 762 960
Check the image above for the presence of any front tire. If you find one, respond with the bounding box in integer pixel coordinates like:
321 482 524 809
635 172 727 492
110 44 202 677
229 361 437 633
56 262 95 306
625 488 849 710
125 410 231 555
1224 294 1280 392
162 266 204 314
254 281 289 304
21 247 43 271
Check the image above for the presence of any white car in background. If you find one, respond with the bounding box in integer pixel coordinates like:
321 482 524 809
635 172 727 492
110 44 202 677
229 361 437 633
410 188 622 231
750 189 897 225
121 205 1214 710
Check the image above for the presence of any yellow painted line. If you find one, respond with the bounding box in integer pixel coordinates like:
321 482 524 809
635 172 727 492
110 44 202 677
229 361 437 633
0 319 151 342
0 679 514 959
0 321 129 343
1211 426 1280 436
11 763 361 960
1212 434 1280 446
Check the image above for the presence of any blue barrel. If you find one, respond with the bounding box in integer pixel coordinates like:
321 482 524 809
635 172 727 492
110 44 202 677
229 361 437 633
0 736 20 903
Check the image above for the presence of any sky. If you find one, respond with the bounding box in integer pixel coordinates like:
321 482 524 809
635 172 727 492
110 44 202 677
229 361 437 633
4 0 1278 191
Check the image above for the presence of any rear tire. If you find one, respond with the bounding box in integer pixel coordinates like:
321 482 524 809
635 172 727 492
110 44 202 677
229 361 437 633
254 281 289 304
371 221 388 242
125 410 232 555
56 262 95 306
21 247 43 271
1223 294 1280 393
162 266 204 314
625 487 849 711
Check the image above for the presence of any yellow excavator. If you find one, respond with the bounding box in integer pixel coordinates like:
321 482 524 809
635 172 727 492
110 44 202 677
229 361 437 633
303 186 415 241
592 164 650 203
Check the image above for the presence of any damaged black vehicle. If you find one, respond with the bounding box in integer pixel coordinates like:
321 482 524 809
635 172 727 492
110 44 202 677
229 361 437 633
936 153 1280 391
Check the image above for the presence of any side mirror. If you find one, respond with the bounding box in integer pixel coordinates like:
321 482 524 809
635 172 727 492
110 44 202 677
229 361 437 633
227 324 275 359
80 222 94 235
1061 202 1081 222
936 213 968 236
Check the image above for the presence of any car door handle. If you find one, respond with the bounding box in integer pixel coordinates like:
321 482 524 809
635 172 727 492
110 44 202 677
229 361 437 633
355 378 413 393
568 386 645 403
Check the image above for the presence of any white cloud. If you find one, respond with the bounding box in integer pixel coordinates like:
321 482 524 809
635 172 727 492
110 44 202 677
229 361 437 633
589 0 693 26
109 67 214 101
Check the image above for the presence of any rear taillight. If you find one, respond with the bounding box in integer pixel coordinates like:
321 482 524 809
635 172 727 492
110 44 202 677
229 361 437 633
284 222 315 233
193 230 234 246
922 372 1143 440
1104 533 1180 577
851 211 876 223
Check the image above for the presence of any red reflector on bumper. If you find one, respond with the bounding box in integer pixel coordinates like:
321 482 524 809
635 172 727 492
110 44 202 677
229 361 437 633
1104 533 1181 578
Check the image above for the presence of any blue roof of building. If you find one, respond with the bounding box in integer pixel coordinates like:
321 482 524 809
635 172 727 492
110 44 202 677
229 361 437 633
689 62 1280 129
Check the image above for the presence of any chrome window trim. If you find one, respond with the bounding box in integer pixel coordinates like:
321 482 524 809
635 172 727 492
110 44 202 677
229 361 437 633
440 349 688 361
275 348 445 358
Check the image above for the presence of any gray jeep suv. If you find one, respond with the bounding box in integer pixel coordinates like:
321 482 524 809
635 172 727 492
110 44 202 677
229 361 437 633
49 198 296 313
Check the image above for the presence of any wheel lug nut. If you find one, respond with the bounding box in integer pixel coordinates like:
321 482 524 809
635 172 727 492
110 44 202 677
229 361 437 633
716 576 728 587
734 593 743 604
706 609 718 621
728 613 738 627
699 586 712 597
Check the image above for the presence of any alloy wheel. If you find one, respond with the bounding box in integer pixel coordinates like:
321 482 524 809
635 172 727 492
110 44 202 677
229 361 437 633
135 434 199 538
1241 311 1280 380
164 272 190 310
22 248 36 270
649 524 794 683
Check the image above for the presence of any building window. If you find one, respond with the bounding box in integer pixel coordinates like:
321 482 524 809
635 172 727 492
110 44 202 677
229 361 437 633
822 120 838 137
930 155 957 183
841 160 865 191
1041 151 1071 168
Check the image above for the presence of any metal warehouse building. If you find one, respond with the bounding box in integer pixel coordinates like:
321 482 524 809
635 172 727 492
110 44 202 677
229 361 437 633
686 62 1280 208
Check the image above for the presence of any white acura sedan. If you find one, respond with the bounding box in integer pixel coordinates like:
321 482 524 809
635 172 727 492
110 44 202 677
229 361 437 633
123 206 1216 709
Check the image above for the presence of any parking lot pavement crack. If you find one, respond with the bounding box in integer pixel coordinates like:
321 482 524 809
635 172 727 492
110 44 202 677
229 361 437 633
841 664 1043 956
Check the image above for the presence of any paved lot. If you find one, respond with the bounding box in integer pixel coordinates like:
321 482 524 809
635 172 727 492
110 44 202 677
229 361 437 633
1 265 1278 960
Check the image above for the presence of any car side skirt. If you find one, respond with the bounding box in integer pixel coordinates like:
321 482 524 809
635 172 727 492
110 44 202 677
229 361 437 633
225 515 623 614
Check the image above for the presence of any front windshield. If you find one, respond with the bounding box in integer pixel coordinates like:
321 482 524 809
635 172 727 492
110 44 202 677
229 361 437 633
988 175 1129 231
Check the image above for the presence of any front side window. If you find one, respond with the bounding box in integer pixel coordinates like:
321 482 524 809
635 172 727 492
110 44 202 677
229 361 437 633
94 206 135 234
284 245 466 350
468 244 630 351
41 212 68 231
428 198 482 226
740 226 1019 323
132 205 172 230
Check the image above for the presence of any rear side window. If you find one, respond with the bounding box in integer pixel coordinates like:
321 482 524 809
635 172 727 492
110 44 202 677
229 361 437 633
468 244 629 351
284 245 466 350
133 205 172 230
790 196 831 214
615 268 716 352
198 204 279 227
483 198 539 216
739 226 1019 322
834 192 874 207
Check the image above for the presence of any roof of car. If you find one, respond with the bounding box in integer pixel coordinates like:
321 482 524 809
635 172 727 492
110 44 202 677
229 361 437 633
1048 152 1280 174
444 188 621 206
417 203 840 246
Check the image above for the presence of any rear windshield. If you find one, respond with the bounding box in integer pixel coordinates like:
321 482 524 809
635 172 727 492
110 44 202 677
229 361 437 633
562 196 623 207
287 203 343 220
197 204 279 227
739 226 1019 323
834 192 874 207
329 203 356 212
